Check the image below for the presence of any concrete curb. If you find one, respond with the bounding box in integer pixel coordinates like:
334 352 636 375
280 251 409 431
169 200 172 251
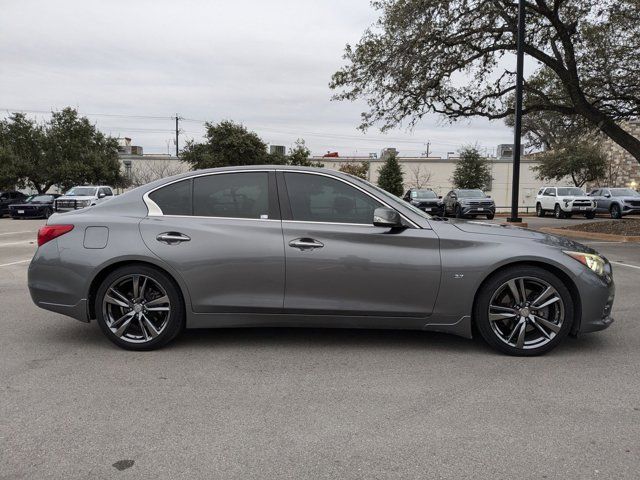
539 227 640 243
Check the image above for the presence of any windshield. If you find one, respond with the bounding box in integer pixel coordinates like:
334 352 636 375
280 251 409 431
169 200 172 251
31 195 54 203
557 187 585 196
411 190 437 199
65 187 97 196
457 189 485 198
610 188 639 197
347 175 432 220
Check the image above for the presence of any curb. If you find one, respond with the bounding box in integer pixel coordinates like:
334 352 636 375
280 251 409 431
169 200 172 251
539 227 640 243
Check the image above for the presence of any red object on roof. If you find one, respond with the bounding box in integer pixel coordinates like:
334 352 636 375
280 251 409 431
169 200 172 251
323 152 339 157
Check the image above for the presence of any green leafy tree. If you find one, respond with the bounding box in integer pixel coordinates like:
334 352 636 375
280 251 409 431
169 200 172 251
181 120 270 169
287 138 323 167
452 147 493 190
339 161 369 180
377 153 404 196
532 140 607 188
0 109 126 193
330 1 640 164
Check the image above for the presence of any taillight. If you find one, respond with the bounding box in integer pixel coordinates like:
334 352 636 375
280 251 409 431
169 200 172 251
37 224 74 246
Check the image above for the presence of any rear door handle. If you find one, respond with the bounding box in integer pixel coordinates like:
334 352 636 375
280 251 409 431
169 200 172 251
156 232 191 244
288 238 324 250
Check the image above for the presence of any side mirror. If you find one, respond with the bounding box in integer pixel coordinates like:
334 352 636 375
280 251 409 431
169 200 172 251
373 207 403 228
604 193 611 198
98 192 106 198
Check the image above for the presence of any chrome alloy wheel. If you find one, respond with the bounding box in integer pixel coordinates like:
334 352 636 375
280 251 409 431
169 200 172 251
102 274 171 343
488 276 565 350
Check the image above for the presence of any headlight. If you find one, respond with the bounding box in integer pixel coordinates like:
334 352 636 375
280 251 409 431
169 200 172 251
563 251 608 277
79 200 92 207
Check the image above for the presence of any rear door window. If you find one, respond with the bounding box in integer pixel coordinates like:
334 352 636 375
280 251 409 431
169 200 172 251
193 172 269 219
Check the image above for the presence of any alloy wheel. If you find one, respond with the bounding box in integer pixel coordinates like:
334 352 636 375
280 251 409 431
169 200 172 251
102 274 172 343
488 276 565 350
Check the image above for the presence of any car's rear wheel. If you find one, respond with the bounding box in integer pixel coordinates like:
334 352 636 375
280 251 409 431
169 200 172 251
474 266 573 356
536 203 545 217
610 204 622 219
95 265 185 350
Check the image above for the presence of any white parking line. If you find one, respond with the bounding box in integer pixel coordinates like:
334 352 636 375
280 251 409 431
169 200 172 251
611 261 640 271
0 240 35 247
0 259 31 267
0 230 34 236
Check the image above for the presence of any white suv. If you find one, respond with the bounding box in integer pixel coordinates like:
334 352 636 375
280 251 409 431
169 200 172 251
536 186 596 219
54 186 115 213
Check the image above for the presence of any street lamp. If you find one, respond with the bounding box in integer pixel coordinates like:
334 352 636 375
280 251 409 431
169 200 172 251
507 0 526 223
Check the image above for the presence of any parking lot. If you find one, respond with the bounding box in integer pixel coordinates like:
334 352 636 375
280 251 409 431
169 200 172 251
1 216 639 479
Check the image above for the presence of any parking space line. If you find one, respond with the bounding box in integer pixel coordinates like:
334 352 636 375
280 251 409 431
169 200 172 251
0 230 34 236
611 261 640 271
0 240 35 247
0 259 31 268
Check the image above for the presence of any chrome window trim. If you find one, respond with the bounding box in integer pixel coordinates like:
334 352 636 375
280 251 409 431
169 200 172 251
142 168 419 228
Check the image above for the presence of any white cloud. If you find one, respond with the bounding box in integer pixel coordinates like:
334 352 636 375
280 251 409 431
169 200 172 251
0 0 514 156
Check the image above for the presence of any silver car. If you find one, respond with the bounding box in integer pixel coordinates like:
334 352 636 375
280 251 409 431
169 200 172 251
28 166 615 355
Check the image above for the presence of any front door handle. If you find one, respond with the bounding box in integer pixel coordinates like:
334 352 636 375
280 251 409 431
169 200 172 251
289 238 324 250
156 232 191 244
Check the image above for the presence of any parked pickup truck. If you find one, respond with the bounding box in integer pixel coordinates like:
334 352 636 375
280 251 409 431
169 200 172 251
54 186 115 213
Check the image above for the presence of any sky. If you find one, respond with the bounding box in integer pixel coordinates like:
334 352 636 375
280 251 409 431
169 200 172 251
0 0 514 157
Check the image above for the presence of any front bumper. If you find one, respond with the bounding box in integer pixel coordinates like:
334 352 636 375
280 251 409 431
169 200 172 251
621 205 640 215
10 208 47 218
561 204 596 213
576 271 615 334
461 205 495 216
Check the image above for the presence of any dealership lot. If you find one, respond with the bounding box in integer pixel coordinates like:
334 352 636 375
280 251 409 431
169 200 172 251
1 217 639 479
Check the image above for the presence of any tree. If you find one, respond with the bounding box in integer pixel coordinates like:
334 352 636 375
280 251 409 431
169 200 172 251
407 164 432 189
377 153 404 196
339 161 369 180
532 140 607 187
181 120 270 169
330 1 640 164
0 109 126 193
287 138 324 167
452 147 493 190
128 159 188 187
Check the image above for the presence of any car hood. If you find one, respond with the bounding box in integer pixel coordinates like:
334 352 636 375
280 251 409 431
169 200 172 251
449 219 596 254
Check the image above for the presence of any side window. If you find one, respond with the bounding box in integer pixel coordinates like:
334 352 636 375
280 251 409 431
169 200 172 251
98 188 106 197
284 173 382 224
544 188 554 196
538 188 545 195
148 179 192 215
104 188 113 196
193 172 269 219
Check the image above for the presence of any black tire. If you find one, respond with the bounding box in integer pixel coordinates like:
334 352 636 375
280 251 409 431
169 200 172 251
610 204 622 219
486 213 495 220
536 203 545 217
455 204 464 218
554 204 565 219
95 264 185 350
474 266 574 356
585 211 596 220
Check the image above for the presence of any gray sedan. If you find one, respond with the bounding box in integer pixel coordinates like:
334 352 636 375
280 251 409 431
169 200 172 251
28 166 615 355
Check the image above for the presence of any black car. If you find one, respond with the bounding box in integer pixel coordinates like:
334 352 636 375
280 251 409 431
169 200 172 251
0 191 28 217
443 188 495 219
403 188 444 215
9 194 60 219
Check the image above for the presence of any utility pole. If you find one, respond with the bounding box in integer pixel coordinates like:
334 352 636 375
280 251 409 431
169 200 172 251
175 115 181 158
508 0 526 223
424 140 431 158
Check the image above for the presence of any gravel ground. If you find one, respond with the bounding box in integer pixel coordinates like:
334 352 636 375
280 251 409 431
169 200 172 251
559 218 640 236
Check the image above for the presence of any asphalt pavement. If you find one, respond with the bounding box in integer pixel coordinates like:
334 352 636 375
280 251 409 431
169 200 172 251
1 216 639 479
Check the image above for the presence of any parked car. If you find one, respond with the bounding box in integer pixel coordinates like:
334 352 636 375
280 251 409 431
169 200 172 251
29 166 615 356
536 186 596 219
403 188 444 215
54 185 114 213
9 194 61 219
588 187 640 219
0 190 28 217
442 189 495 219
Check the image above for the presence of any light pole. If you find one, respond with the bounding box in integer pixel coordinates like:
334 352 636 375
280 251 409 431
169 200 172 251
508 0 526 223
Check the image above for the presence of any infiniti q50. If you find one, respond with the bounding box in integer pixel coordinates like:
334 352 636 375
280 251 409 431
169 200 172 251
28 166 615 355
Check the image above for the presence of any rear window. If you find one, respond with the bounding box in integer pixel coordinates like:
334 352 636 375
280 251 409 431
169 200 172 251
148 179 192 215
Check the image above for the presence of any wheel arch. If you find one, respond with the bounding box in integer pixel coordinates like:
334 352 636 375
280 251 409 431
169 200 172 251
471 260 582 335
87 258 190 320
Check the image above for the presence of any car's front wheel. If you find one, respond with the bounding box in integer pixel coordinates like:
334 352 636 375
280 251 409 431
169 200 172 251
610 204 622 219
474 266 574 356
536 203 545 217
554 204 565 219
95 265 185 350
